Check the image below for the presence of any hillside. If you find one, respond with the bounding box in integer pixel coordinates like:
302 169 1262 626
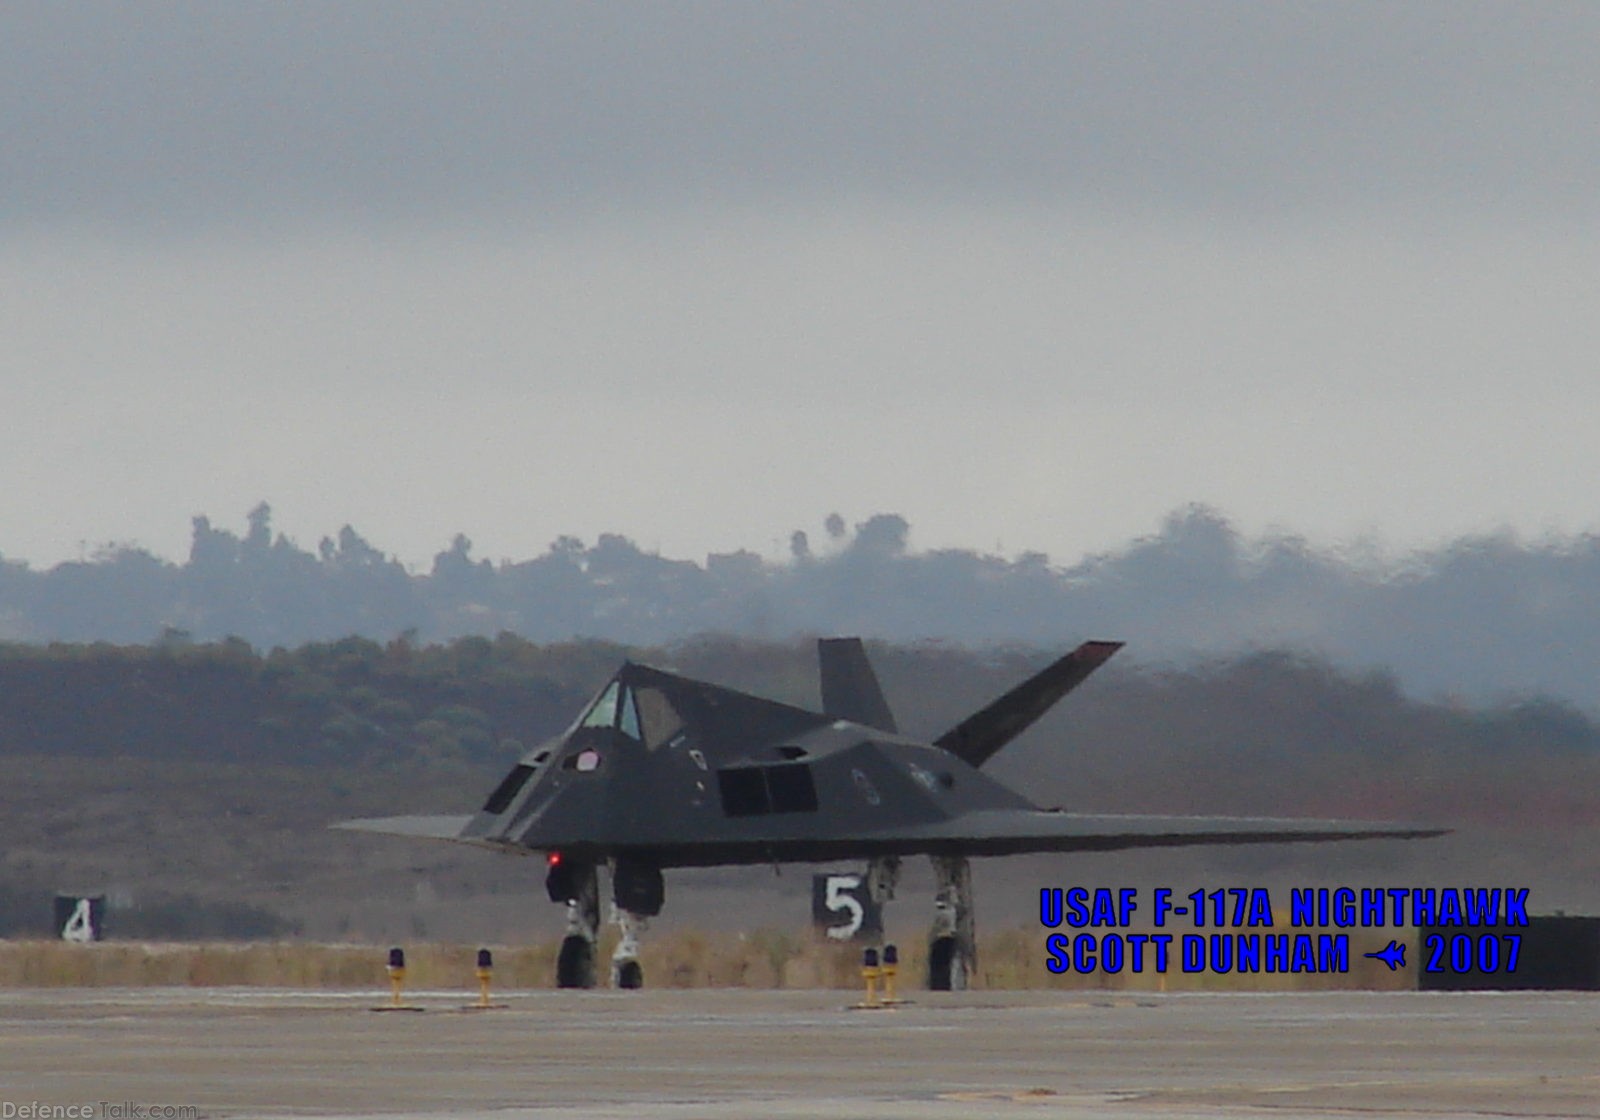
1 635 1596 943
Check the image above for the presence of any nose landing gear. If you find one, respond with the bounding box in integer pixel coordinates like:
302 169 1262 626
548 854 662 989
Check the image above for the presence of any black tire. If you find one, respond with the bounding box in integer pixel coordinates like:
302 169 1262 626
616 959 644 989
927 935 958 991
557 935 596 989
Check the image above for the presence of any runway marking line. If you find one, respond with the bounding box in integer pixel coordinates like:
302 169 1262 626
1127 1070 1600 1101
938 1088 1059 1102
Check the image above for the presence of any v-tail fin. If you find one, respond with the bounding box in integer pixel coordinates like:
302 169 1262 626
934 640 1122 767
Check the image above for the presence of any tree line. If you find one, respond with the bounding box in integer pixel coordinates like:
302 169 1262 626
4 502 1600 707
2 632 1595 824
4 633 1598 940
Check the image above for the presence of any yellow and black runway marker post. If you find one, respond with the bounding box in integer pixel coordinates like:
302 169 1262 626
849 946 895 1011
879 943 912 1006
463 947 509 1011
372 946 424 1012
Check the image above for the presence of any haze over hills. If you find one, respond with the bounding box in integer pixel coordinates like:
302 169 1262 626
6 5 1598 953
2 509 1595 939
3 502 1598 709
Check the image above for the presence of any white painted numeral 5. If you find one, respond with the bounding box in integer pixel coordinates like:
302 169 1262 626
824 874 864 940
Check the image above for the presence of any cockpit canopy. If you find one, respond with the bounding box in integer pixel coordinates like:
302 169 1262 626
578 676 685 750
572 662 830 756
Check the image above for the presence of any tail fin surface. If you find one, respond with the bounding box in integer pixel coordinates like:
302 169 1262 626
818 637 898 733
935 640 1122 767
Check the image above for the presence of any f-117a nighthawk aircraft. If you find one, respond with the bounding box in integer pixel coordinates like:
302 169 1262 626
339 638 1441 990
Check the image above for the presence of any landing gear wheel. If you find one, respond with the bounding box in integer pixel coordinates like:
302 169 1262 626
927 855 974 991
927 935 967 991
616 959 643 989
557 935 596 989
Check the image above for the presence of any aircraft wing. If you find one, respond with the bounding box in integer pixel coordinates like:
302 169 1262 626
574 810 1447 868
332 814 500 848
865 809 1446 858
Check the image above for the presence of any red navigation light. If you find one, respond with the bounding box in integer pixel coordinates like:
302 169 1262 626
546 851 563 868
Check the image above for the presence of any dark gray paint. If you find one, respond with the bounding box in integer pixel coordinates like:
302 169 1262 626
339 639 1443 866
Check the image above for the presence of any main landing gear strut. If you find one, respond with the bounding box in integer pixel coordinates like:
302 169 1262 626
547 853 975 991
927 855 976 990
864 853 977 991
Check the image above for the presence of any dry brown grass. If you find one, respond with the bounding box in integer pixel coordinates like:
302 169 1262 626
0 926 1414 991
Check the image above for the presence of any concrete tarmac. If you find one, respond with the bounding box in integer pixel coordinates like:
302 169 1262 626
3 987 1598 1119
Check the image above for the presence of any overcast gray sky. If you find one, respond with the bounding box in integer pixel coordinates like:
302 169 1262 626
3 1 1597 568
